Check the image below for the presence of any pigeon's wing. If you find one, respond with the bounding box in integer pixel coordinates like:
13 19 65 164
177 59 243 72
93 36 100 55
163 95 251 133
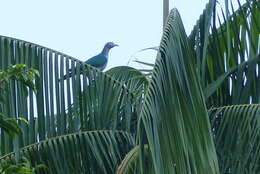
85 54 107 69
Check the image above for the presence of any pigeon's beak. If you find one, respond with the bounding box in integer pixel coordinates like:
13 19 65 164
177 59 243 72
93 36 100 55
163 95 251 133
113 44 119 47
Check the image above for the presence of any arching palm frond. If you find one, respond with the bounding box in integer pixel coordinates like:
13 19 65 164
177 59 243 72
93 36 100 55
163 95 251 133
1 130 134 174
189 0 260 107
139 8 219 174
0 35 137 156
209 104 260 174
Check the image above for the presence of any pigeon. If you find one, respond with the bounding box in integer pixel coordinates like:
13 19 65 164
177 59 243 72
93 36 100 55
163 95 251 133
84 42 118 71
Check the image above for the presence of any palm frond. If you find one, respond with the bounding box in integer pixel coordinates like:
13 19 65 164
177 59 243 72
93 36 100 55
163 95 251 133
116 146 140 174
115 145 153 174
107 66 149 92
0 35 137 156
189 0 260 107
209 104 260 174
139 8 219 174
1 130 134 174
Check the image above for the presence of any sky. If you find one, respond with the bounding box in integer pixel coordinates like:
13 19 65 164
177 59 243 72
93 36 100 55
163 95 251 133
0 0 209 70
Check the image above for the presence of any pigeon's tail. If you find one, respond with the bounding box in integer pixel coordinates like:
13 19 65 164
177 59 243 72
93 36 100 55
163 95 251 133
58 67 93 82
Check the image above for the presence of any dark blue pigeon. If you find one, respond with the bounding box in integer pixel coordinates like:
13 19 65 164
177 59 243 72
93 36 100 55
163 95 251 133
62 42 118 80
85 42 118 71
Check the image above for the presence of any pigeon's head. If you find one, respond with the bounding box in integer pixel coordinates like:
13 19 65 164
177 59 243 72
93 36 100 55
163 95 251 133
105 42 119 49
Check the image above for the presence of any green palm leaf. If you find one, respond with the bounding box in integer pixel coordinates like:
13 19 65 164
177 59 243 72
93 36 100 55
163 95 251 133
0 0 259 173
210 104 260 174
0 35 137 156
115 145 153 174
1 130 134 174
107 66 148 102
189 0 260 107
139 8 219 174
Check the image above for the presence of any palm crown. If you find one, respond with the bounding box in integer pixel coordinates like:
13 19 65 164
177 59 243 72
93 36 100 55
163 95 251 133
0 0 259 174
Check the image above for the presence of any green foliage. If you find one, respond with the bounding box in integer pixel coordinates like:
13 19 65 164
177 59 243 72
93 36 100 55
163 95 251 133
0 0 259 173
0 64 40 173
139 8 219 174
1 131 134 174
0 113 27 137
189 0 260 107
0 64 39 98
115 145 153 174
0 64 38 136
0 157 45 174
209 104 260 173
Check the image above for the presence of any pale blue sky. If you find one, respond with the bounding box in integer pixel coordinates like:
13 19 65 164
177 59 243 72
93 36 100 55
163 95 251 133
0 0 209 70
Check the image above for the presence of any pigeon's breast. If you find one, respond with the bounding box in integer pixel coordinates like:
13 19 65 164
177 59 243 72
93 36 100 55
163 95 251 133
85 54 108 70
